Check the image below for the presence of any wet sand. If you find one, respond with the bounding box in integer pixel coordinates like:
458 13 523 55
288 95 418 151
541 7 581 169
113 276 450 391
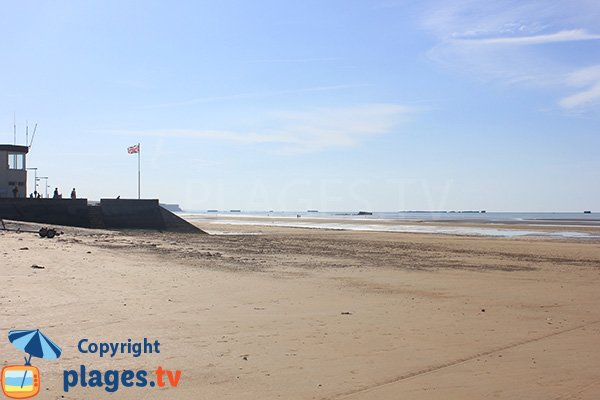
1 221 600 399
185 213 600 236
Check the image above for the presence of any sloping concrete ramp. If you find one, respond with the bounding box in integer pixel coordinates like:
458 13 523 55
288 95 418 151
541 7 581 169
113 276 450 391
96 199 205 233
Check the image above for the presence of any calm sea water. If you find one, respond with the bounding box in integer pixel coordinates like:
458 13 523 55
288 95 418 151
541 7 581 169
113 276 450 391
184 210 598 223
180 210 600 238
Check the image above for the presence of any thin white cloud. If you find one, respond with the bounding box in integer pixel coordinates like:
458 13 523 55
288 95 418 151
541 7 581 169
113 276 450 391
104 103 414 154
422 0 551 39
559 65 600 109
249 57 341 63
560 83 600 109
452 29 600 46
422 0 600 111
143 84 372 109
564 65 600 86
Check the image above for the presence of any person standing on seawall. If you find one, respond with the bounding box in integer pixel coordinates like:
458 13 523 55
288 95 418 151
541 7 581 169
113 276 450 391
71 188 77 199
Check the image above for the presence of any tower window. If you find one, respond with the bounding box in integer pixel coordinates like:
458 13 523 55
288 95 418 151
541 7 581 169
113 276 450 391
8 153 25 170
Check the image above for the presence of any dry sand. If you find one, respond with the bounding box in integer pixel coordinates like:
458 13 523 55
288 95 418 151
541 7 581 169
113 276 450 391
1 220 600 399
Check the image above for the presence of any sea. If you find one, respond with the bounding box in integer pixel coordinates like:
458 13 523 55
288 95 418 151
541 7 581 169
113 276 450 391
180 211 600 238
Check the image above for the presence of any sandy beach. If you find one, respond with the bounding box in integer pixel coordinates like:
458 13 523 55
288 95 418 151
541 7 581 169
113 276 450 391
1 220 600 399
3 1 599 399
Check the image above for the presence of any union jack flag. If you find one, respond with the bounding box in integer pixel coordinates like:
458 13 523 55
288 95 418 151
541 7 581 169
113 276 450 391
127 144 139 154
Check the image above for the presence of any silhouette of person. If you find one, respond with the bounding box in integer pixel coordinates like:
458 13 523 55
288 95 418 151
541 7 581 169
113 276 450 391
12 185 18 198
53 188 59 199
71 188 77 199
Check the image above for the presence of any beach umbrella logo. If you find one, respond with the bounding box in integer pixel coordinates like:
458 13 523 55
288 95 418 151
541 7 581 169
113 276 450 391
1 329 62 399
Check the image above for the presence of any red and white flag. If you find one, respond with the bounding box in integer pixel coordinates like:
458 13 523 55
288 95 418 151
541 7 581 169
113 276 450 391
127 144 140 154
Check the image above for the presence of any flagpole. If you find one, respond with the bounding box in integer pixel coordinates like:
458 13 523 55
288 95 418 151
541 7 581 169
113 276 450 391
137 143 141 199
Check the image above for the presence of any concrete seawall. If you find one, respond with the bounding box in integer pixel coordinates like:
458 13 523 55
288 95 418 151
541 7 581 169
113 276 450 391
0 198 205 233
0 198 89 227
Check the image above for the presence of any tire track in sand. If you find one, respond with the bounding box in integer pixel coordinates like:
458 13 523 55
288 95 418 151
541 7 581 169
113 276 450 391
328 319 600 399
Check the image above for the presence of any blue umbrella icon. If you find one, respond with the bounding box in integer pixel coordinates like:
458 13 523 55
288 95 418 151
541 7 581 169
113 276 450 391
8 329 62 365
8 329 62 389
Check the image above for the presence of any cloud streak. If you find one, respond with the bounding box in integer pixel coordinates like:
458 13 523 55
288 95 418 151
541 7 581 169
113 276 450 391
143 84 372 109
248 57 341 64
559 65 600 109
452 29 600 46
107 103 414 154
422 0 600 112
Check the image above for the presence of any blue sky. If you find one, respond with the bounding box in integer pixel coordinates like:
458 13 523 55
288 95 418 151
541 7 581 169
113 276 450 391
1 0 598 211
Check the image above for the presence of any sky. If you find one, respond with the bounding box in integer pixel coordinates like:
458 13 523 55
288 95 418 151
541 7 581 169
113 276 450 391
0 0 598 212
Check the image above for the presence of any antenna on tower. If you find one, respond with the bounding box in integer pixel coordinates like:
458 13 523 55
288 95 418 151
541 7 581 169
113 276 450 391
29 123 38 148
13 112 16 145
26 121 29 147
